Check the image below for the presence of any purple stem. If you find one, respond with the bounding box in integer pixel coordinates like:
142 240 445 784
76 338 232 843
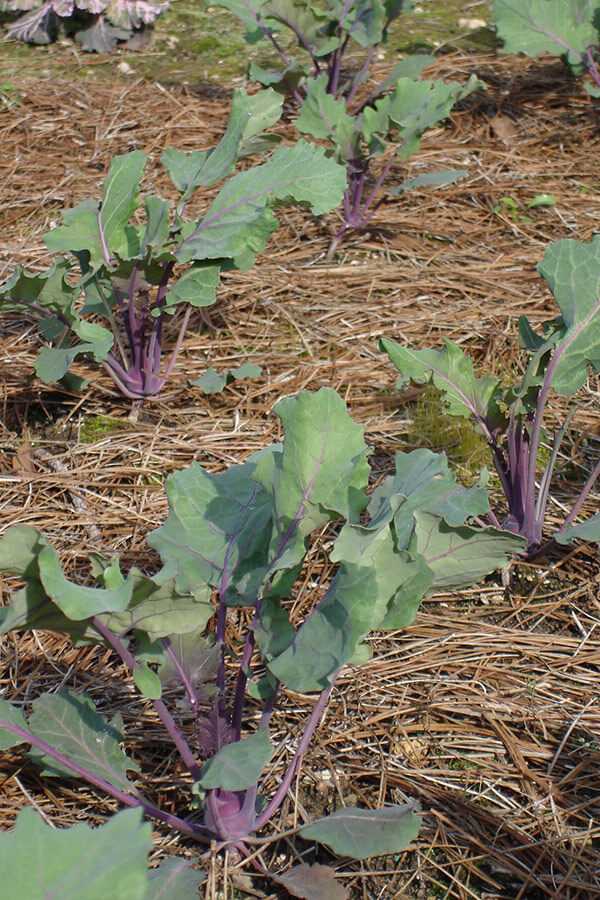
161 305 192 379
231 623 258 741
586 47 600 88
561 458 600 529
127 265 142 372
101 361 146 400
91 617 202 780
0 719 209 843
161 638 201 714
254 684 333 830
346 46 376 106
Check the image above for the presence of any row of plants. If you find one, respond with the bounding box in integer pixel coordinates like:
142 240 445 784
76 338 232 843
1 227 599 892
2 2 600 896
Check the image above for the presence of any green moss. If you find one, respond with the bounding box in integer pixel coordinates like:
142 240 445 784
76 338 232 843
80 415 128 444
408 384 490 480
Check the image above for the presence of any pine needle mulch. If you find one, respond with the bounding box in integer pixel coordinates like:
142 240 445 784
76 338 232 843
1 51 600 898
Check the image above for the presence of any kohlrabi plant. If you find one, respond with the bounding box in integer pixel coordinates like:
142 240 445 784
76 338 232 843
0 389 523 890
0 808 206 900
212 0 481 253
0 89 345 400
1 0 169 51
382 235 600 558
493 0 600 98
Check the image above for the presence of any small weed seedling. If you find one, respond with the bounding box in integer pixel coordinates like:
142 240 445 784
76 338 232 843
382 235 600 557
1 0 169 50
0 389 523 891
213 0 481 252
493 0 600 98
0 89 345 399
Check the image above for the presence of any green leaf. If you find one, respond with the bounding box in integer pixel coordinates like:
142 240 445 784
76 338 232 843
230 362 263 379
164 265 220 310
162 89 282 202
268 531 410 692
296 75 356 159
0 525 49 578
158 632 218 695
391 168 468 194
384 75 482 159
27 689 139 789
37 544 135 620
148 459 273 603
555 513 600 545
0 807 152 900
536 236 600 395
585 81 600 97
176 141 346 268
299 803 421 860
133 662 162 699
147 858 206 899
492 0 597 65
44 199 105 270
381 336 503 428
413 511 525 588
35 346 86 383
0 582 93 644
103 576 214 640
273 863 348 900
100 150 147 258
0 700 28 750
191 368 228 394
526 193 556 208
142 195 171 254
254 388 369 575
197 728 274 791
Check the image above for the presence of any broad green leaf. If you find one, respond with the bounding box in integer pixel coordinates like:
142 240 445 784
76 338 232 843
0 260 77 319
381 53 434 87
413 511 525 588
37 544 135 619
72 318 114 360
141 195 171 254
254 388 369 575
164 264 220 310
391 168 468 194
555 513 600 544
147 858 206 899
381 336 503 428
100 150 147 257
148 459 273 602
27 689 139 789
176 142 346 268
0 525 49 578
254 594 294 661
274 863 348 900
197 728 273 791
379 554 433 629
230 362 263 379
299 802 421 860
102 576 214 640
44 199 105 270
209 0 267 40
269 531 403 692
386 75 482 158
0 581 93 644
296 75 356 160
585 81 600 97
493 0 597 65
344 0 386 47
159 632 218 697
35 345 88 383
260 0 336 55
536 236 600 395
0 700 28 750
191 368 228 394
162 89 282 201
0 806 151 900
133 662 162 699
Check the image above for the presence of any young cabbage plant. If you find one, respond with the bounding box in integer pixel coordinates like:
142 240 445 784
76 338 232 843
0 89 345 400
493 0 600 98
0 389 523 888
382 235 600 558
212 0 480 252
0 808 206 900
1 0 169 51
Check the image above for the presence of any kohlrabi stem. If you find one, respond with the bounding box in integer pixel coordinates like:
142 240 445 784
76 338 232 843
127 265 142 372
91 617 202 780
161 305 192 379
561 458 600 530
102 361 146 400
586 47 600 89
346 46 375 106
161 638 201 714
534 414 572 526
254 684 333 829
231 622 257 741
0 719 210 843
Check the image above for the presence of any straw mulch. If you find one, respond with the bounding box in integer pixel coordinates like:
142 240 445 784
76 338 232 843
1 51 600 898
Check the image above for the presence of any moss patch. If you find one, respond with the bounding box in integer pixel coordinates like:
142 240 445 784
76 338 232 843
79 414 129 444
